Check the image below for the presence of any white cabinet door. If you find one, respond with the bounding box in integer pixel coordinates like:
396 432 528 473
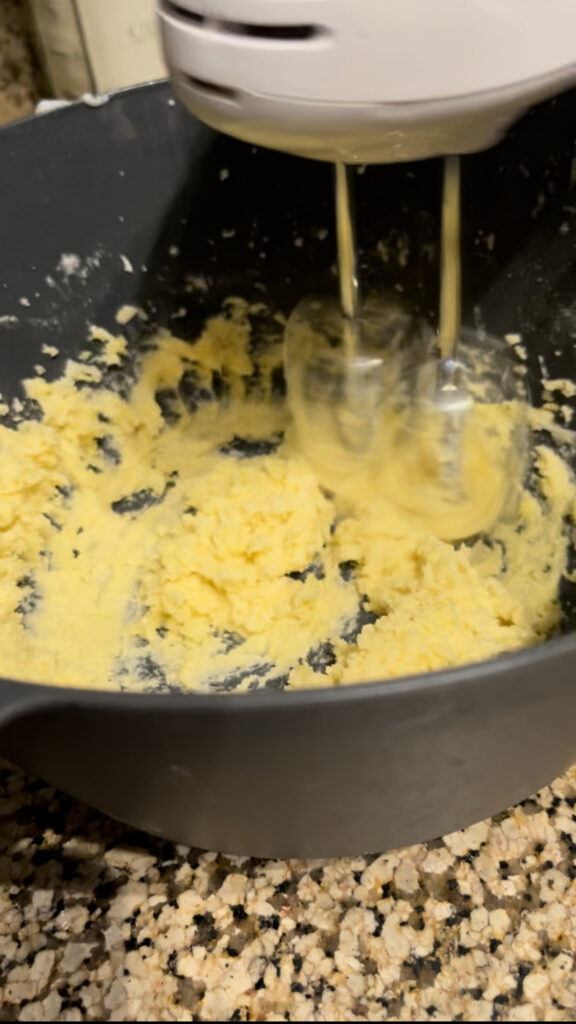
30 0 166 96
76 0 166 92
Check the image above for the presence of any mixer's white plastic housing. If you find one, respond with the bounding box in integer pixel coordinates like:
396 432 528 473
159 0 576 162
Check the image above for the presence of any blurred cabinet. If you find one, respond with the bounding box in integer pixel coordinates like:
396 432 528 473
29 0 165 96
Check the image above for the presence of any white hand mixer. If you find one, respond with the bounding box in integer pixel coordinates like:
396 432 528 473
159 0 576 164
159 0 576 536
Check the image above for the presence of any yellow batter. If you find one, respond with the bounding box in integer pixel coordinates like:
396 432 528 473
0 298 574 693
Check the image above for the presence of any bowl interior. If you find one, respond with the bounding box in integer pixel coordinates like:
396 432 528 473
1 81 576 695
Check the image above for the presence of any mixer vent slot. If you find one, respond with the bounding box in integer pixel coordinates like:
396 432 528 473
222 22 322 41
182 73 240 102
162 2 326 41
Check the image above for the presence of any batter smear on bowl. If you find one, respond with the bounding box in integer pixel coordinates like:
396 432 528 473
0 299 574 693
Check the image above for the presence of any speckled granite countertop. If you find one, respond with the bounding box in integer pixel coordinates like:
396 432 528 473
2 756 576 1022
0 0 41 127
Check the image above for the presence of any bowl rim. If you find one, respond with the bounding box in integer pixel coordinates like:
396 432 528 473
2 627 575 711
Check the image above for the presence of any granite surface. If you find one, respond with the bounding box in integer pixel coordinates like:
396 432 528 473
0 0 42 127
2 755 576 1022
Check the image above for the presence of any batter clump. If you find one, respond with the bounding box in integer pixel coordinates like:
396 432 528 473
0 298 574 693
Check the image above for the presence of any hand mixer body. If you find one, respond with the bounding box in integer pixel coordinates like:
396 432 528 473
159 0 576 162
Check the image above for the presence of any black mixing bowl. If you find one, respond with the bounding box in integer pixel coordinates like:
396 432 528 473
0 81 575 857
